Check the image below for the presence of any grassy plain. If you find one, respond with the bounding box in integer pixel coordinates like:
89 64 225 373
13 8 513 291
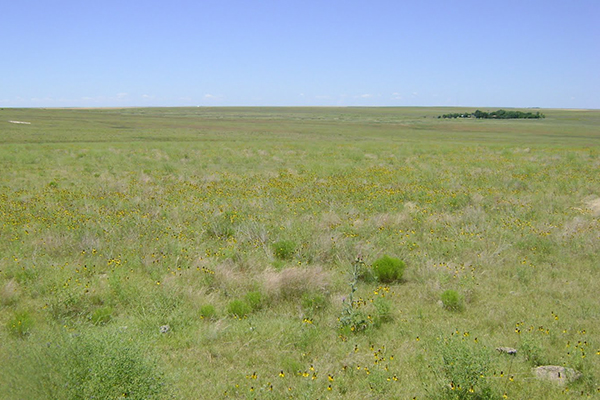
0 107 599 399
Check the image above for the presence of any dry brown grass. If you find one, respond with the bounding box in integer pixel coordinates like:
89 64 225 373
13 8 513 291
0 279 20 306
263 266 331 300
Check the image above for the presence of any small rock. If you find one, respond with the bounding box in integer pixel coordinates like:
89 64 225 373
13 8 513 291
159 325 170 334
496 347 517 355
533 366 582 385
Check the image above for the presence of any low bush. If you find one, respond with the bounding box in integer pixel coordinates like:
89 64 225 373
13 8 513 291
200 304 217 320
441 290 464 311
371 256 405 283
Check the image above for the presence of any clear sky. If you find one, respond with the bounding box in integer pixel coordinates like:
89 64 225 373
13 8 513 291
2 0 598 108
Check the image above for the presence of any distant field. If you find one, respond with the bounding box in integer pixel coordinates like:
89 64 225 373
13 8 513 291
1 107 599 399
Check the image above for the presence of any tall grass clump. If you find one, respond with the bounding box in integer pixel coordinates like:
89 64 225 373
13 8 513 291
371 255 405 283
206 211 236 239
227 299 251 318
244 290 264 311
89 305 114 326
431 333 497 399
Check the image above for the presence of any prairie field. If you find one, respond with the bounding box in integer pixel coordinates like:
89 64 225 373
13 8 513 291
0 107 599 399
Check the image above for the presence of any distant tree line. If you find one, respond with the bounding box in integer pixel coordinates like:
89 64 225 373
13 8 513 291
439 109 545 119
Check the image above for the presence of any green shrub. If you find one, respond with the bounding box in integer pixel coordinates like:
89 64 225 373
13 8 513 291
244 291 264 311
200 304 217 320
90 306 113 326
7 310 34 338
273 240 296 260
441 290 464 311
227 299 251 318
371 255 405 283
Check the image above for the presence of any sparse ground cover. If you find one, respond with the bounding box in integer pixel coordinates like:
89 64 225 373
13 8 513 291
0 107 599 398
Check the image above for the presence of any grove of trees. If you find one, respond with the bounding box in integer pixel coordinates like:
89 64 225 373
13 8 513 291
439 109 545 119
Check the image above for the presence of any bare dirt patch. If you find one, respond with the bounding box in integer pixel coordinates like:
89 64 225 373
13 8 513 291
584 197 600 216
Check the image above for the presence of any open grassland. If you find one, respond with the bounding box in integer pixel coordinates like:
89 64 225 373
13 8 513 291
0 107 599 399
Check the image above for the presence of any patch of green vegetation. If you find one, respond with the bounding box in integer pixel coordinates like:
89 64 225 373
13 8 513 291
371 255 405 283
90 305 113 326
440 109 545 119
7 310 34 338
227 299 251 318
244 290 264 311
433 333 496 399
272 240 296 260
0 107 599 398
199 304 216 320
1 328 168 399
441 290 464 312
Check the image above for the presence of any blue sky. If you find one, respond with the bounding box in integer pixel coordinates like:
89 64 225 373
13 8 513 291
2 0 598 108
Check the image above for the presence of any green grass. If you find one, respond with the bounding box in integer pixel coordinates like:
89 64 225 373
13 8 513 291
0 107 599 398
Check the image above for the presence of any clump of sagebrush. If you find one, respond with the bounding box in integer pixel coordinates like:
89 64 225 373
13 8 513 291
371 255 405 283
272 240 296 260
227 299 251 318
441 290 464 312
7 310 34 338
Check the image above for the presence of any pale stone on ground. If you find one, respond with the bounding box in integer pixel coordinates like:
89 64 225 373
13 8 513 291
533 366 582 385
496 347 517 355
